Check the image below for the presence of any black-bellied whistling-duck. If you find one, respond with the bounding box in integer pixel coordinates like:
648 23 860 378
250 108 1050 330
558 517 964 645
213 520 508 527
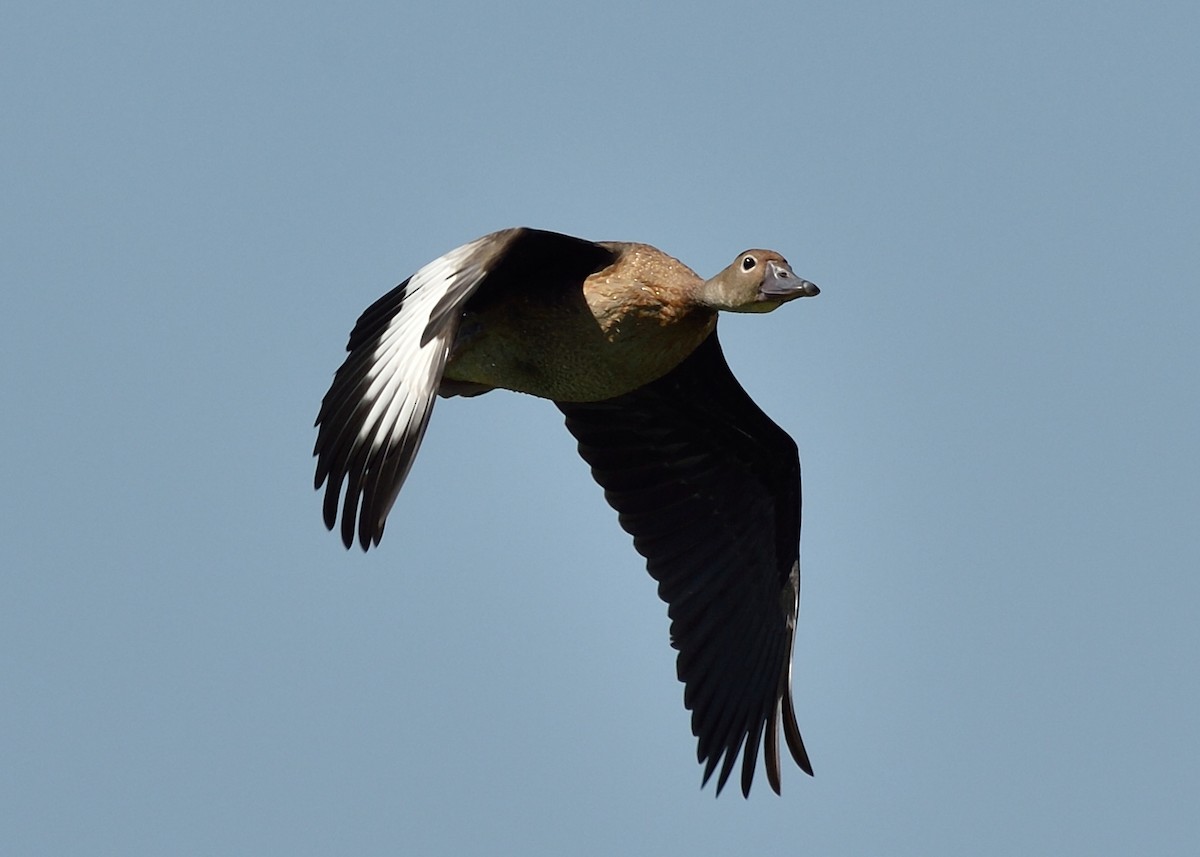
314 228 820 796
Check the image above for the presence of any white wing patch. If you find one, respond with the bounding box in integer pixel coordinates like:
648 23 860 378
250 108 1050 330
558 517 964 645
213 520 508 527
315 232 508 549
357 236 494 452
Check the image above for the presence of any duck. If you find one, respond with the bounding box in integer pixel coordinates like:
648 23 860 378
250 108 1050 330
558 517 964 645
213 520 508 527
313 227 820 796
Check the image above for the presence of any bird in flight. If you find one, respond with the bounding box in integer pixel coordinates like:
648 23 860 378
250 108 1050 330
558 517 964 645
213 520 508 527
313 228 820 796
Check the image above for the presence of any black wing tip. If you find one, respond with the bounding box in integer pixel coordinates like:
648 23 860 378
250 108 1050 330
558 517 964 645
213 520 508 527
697 747 752 798
696 704 813 797
783 687 814 777
329 503 382 552
698 755 750 799
313 444 398 552
313 459 385 552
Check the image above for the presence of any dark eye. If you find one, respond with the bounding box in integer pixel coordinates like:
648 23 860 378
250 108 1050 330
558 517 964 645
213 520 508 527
741 255 757 271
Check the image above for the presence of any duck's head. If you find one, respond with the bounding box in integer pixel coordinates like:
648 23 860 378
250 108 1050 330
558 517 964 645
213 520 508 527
700 250 820 313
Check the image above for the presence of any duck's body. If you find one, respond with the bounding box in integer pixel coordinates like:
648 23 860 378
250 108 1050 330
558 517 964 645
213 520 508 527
313 227 820 796
445 240 716 402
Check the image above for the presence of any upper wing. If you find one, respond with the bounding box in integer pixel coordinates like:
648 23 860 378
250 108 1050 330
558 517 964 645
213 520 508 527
557 331 813 795
314 228 616 550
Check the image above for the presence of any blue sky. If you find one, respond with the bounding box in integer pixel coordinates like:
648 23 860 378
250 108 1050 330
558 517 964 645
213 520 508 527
2 1 1197 854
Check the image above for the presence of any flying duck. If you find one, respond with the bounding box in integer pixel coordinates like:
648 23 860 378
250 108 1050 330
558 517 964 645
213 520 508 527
313 228 820 796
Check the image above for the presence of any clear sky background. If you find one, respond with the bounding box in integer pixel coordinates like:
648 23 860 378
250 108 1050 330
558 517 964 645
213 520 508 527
3 2 1197 855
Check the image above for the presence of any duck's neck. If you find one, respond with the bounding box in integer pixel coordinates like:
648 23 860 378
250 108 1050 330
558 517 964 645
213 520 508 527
697 274 740 311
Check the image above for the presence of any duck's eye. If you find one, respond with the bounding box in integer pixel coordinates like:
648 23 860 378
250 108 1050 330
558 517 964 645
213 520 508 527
741 255 757 271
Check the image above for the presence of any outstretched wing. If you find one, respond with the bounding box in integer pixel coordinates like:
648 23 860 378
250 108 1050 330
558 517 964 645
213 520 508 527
557 331 813 796
314 228 616 550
